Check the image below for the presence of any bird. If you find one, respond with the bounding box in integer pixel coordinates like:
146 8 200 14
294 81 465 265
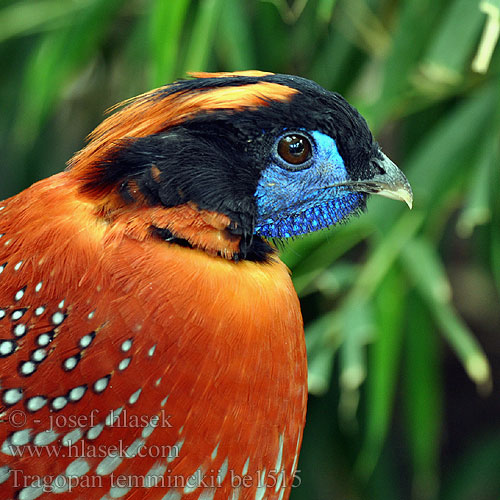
0 70 412 500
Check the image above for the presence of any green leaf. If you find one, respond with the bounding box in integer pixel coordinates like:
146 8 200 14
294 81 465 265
148 0 190 86
456 131 499 237
0 0 90 43
355 267 406 480
404 81 500 210
12 0 126 154
217 0 256 69
403 296 442 500
306 310 343 395
351 210 424 300
402 237 491 387
421 0 484 85
181 0 226 73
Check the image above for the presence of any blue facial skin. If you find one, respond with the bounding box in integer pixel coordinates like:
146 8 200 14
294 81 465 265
254 130 365 238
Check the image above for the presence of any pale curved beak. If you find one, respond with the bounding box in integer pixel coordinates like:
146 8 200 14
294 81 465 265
369 153 413 209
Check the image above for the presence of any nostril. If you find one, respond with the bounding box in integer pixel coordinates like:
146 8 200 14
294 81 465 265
372 160 386 176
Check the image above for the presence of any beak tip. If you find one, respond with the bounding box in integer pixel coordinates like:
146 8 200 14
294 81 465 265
371 152 413 210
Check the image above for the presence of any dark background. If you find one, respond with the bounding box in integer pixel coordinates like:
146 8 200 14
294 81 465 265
1 1 500 499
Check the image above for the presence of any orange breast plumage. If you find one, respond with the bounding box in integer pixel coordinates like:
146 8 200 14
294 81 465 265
0 175 307 500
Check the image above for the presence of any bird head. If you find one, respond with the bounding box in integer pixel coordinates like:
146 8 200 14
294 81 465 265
69 71 412 260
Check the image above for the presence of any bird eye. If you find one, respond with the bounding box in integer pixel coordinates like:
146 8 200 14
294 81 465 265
277 134 312 166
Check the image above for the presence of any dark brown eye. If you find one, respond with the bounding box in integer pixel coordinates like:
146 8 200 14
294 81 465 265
277 134 312 165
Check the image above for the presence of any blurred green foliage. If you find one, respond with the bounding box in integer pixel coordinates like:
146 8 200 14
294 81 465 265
1 1 500 499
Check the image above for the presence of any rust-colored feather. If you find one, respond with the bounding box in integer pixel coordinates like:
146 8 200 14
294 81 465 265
0 170 307 499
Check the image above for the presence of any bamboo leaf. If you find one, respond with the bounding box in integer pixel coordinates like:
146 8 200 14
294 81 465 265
355 267 406 480
181 0 226 73
421 0 484 85
456 131 499 237
0 0 90 42
402 237 491 387
217 0 256 69
149 0 190 86
12 0 126 153
403 296 442 500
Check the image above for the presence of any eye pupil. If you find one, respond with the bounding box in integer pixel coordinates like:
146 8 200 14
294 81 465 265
277 134 312 165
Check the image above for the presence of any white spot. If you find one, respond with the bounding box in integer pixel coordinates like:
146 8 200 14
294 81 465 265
125 438 145 458
120 339 132 352
3 388 22 405
275 434 284 471
106 407 123 426
58 300 65 309
167 438 184 463
1 436 14 455
51 396 67 411
160 491 182 500
275 469 284 493
11 308 26 323
128 388 142 405
0 309 5 319
13 324 27 337
291 433 301 474
0 265 4 275
242 457 250 475
79 332 95 349
94 376 110 393
217 457 228 485
141 416 159 439
184 466 204 494
155 377 162 387
61 428 83 446
51 311 65 326
69 385 86 402
109 485 131 498
63 356 79 371
0 340 16 357
148 344 157 357
161 395 169 407
87 422 105 440
14 261 23 271
37 333 52 347
34 306 45 316
66 458 90 477
50 474 70 494
14 287 26 301
96 455 123 476
11 429 32 446
0 206 4 211
33 429 59 446
198 489 216 500
20 361 36 376
26 396 47 412
143 462 167 488
255 467 267 500
11 309 25 321
31 348 47 362
18 483 44 500
4 239 12 246
88 310 95 320
0 465 10 484
0 234 3 239
35 281 43 293
211 442 219 460
118 358 131 371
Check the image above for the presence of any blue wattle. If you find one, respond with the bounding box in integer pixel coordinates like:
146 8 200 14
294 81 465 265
255 192 364 238
254 130 365 238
